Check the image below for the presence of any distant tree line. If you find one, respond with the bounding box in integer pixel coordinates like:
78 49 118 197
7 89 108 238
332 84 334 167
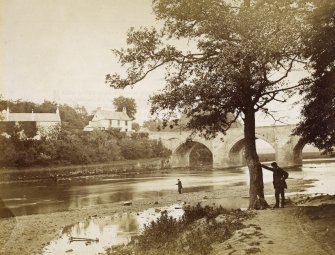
0 98 171 168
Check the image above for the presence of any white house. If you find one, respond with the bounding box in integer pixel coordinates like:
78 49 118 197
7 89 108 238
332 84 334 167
0 107 61 138
84 107 132 132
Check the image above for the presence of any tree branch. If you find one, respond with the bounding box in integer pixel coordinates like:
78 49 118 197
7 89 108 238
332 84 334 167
262 110 287 125
260 83 304 97
255 92 278 111
268 56 297 85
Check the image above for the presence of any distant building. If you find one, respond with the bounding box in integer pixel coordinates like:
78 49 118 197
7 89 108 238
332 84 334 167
84 107 132 132
0 107 61 139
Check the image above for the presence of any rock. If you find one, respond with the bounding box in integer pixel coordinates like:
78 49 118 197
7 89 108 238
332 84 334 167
155 208 161 213
224 243 233 250
203 196 208 199
248 241 260 246
215 215 227 223
66 249 74 253
154 201 159 204
123 201 132 206
241 227 257 235
267 240 274 244
244 247 261 254
183 245 190 251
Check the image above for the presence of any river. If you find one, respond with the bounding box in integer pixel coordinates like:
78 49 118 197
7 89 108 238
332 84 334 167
1 159 335 218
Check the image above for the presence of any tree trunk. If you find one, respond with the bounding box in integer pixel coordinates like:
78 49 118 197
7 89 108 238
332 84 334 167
244 106 269 209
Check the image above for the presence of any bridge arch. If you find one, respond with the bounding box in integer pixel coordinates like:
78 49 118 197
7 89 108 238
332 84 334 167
292 139 307 163
226 134 276 167
170 140 213 168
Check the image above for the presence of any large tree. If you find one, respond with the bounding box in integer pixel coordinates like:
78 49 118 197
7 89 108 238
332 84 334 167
295 0 335 153
113 96 137 120
106 0 311 209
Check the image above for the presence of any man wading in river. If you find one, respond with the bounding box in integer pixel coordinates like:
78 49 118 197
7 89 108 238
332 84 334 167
261 162 289 208
176 179 183 194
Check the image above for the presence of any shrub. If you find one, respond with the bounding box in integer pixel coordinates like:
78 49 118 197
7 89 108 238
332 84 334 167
127 205 249 255
0 128 170 167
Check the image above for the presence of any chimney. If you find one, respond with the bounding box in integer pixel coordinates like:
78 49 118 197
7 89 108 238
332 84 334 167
56 106 60 115
31 109 34 121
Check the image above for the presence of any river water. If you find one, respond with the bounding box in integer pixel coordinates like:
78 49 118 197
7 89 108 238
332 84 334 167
1 159 334 218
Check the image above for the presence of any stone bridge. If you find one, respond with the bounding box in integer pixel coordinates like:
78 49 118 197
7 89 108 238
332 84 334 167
148 124 304 169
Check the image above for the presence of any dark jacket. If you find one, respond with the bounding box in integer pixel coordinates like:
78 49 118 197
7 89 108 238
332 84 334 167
261 164 289 189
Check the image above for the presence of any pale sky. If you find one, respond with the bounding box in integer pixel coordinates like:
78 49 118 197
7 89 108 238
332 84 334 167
0 0 307 125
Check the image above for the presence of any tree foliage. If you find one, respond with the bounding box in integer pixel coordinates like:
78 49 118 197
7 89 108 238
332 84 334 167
0 98 171 167
131 122 141 132
0 128 171 168
107 0 308 136
106 0 311 208
113 96 137 119
295 0 335 153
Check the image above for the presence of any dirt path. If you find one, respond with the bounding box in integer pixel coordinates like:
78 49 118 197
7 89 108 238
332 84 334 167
211 198 335 255
248 207 331 255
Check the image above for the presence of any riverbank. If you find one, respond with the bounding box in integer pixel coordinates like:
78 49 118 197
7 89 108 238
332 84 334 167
1 177 334 255
0 158 169 184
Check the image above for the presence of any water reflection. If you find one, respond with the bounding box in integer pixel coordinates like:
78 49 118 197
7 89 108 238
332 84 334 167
43 204 184 255
1 160 334 217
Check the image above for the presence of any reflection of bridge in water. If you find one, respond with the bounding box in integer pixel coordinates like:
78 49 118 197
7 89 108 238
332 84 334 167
149 124 305 169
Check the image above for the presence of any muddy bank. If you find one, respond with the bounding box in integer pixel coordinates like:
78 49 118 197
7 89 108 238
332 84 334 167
0 180 254 255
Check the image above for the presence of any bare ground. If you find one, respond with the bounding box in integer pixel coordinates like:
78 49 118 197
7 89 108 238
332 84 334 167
211 198 335 255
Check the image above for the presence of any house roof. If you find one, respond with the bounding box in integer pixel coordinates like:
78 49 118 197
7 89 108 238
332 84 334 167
6 113 61 122
99 110 132 121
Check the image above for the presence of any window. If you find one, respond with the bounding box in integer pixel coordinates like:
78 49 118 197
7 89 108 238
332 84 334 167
125 120 128 126
118 120 120 126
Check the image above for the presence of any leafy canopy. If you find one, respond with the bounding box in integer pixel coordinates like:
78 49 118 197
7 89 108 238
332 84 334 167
113 96 137 120
106 0 310 138
295 0 335 153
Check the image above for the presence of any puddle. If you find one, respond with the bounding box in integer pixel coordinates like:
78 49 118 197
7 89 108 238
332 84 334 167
43 204 184 255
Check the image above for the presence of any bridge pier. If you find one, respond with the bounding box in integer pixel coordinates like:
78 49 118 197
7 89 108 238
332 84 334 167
212 151 245 169
170 152 191 168
275 135 303 168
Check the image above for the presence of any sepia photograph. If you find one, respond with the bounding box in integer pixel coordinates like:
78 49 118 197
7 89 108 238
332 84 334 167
0 0 334 254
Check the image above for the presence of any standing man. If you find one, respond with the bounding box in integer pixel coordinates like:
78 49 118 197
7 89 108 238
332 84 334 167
176 179 183 194
261 162 289 208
